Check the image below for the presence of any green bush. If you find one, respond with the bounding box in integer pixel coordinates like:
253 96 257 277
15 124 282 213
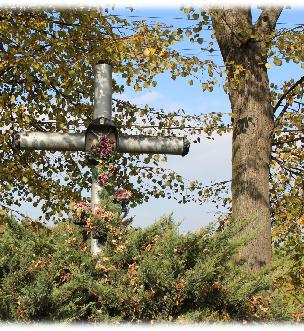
0 215 303 322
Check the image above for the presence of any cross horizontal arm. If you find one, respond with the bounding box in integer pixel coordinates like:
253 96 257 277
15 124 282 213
117 135 189 156
15 132 86 151
15 132 190 156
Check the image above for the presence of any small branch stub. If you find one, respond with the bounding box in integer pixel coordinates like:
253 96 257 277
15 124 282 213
182 137 190 156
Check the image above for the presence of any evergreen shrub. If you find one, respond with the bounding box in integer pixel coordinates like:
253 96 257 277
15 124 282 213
0 215 302 323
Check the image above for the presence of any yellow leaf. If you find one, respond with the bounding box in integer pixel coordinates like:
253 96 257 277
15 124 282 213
143 48 150 57
265 63 272 69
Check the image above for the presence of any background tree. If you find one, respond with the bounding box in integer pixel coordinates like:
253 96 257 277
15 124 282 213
179 6 303 270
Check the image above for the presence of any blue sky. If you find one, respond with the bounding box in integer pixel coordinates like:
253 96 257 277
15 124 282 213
16 6 304 232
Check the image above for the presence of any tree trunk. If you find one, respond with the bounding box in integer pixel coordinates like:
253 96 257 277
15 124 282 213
210 8 282 271
229 53 273 271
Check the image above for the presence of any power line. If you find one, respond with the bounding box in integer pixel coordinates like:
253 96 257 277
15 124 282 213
106 13 304 26
107 13 212 22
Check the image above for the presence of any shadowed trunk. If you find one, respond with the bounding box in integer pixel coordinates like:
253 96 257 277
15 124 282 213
210 8 282 271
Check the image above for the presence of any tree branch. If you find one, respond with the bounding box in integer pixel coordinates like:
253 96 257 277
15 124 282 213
273 137 304 146
274 75 304 112
274 75 304 126
209 8 253 50
272 156 301 178
278 129 303 133
255 7 283 36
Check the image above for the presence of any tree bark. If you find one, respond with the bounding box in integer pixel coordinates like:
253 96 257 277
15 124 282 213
209 8 282 271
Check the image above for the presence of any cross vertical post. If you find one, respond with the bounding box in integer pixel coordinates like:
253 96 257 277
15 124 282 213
90 63 113 255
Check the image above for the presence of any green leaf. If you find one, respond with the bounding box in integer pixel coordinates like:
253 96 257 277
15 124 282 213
273 57 282 66
192 13 199 20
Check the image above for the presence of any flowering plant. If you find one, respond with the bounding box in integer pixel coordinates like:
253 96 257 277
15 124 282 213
85 206 115 241
94 207 113 222
73 201 91 211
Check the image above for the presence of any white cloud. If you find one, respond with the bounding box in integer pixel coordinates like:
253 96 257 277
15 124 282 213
115 91 163 107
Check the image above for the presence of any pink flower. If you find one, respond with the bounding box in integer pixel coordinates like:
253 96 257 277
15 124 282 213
74 201 91 211
98 173 110 184
109 165 116 174
98 135 114 157
113 188 133 201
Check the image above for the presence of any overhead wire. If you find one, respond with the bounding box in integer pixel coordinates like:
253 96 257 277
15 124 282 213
105 13 304 25
105 13 303 25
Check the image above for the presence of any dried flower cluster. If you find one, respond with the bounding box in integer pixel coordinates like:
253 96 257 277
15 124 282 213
94 207 113 221
113 189 133 201
97 165 116 184
73 201 91 211
98 135 114 158
98 173 110 184
73 201 91 224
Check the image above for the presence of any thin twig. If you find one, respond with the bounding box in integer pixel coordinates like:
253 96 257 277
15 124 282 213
273 75 304 113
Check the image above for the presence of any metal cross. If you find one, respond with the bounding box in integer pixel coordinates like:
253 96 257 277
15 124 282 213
15 63 190 255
